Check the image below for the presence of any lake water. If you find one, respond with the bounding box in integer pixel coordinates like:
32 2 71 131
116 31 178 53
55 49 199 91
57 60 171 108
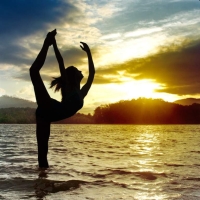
0 124 200 200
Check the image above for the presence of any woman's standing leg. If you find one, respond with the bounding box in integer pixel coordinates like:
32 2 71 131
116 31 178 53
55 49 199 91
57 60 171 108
36 117 50 168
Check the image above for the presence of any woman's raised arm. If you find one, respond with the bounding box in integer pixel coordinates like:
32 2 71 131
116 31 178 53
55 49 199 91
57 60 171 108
80 42 95 98
52 32 66 82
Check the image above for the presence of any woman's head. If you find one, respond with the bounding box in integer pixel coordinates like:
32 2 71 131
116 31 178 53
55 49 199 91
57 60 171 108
50 66 83 92
65 66 83 84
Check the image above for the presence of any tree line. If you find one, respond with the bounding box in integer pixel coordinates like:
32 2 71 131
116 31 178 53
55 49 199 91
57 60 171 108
1 98 200 124
93 98 200 124
0 108 94 124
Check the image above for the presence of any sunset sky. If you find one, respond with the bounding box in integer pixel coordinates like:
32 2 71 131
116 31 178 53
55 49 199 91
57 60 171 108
0 0 200 114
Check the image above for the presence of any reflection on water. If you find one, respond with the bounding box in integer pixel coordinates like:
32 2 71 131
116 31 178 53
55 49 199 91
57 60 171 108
32 169 87 199
34 170 50 199
0 124 200 199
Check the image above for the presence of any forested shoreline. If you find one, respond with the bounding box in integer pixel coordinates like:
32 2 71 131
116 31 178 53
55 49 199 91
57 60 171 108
0 108 94 124
1 98 200 124
93 98 200 124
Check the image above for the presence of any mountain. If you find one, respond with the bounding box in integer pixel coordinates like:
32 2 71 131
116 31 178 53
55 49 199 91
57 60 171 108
0 95 37 108
174 98 200 106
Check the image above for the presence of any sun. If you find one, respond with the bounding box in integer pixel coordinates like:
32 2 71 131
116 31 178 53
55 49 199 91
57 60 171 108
116 79 178 102
121 79 160 98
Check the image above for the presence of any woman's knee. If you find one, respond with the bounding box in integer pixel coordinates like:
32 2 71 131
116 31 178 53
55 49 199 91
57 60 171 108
29 67 41 85
30 65 39 77
30 68 35 80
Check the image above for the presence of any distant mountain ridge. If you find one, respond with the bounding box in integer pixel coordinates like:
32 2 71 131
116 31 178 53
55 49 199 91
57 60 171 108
0 95 37 108
174 98 200 106
1 95 200 110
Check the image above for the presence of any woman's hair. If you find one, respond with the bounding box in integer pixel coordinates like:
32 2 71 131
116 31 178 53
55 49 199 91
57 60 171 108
50 66 78 92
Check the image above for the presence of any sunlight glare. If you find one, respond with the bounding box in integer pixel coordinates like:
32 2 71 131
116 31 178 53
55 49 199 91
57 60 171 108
121 79 163 99
115 79 179 103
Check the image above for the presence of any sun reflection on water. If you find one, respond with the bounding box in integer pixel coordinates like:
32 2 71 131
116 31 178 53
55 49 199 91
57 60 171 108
127 127 169 199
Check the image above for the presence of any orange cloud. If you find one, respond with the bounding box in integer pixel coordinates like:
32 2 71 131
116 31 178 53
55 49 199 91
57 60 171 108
93 39 200 96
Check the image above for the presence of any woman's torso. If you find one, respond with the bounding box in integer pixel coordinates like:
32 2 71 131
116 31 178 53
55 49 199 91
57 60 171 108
61 88 83 110
36 89 83 122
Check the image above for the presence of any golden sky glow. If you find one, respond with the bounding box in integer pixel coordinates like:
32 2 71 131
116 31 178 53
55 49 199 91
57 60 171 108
0 1 200 113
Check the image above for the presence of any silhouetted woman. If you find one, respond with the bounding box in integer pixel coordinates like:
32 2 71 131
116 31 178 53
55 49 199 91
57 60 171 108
30 29 95 168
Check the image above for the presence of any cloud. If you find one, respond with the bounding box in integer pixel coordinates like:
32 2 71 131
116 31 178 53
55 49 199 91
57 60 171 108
1 0 200 100
0 88 6 96
100 39 200 95
0 0 82 67
124 27 163 38
93 74 122 84
0 43 31 66
80 38 200 97
14 85 35 101
98 0 200 36
0 0 77 40
0 0 115 82
101 33 121 40
14 45 90 82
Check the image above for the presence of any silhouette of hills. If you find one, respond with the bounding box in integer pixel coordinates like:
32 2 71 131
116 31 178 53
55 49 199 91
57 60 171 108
1 96 200 124
0 95 37 108
0 95 93 124
174 98 200 106
94 98 200 124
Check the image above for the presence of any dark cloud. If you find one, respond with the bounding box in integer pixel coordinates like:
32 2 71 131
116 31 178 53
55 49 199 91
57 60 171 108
17 38 200 97
97 39 200 95
39 46 85 71
15 44 124 85
130 40 200 95
0 43 31 66
60 47 86 67
15 71 52 83
93 74 122 84
14 46 91 82
0 0 80 67
0 0 76 40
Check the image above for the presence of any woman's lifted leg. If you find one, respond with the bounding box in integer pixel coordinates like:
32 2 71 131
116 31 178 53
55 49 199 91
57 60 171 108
30 30 56 168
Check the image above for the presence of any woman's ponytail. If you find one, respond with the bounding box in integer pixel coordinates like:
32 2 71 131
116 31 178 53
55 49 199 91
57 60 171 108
50 76 63 92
